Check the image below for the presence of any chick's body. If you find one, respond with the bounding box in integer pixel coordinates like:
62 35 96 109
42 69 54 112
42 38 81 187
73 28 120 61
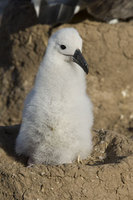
15 28 93 165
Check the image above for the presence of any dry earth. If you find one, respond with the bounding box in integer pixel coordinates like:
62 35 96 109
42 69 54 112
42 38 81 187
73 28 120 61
0 4 133 200
0 125 133 200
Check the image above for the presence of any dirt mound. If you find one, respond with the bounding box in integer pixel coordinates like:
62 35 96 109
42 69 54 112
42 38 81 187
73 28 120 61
0 24 49 124
0 18 133 136
0 125 133 200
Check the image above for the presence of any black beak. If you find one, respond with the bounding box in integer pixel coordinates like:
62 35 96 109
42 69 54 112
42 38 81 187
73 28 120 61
72 49 89 74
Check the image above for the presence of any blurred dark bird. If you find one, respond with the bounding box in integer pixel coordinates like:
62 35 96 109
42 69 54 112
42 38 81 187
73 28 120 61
1 0 133 27
31 0 133 24
85 0 133 23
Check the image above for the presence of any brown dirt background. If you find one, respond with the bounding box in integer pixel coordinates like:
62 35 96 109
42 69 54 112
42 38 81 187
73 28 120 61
0 4 133 200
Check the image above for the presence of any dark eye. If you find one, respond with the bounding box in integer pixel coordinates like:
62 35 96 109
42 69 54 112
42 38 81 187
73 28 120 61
60 45 66 50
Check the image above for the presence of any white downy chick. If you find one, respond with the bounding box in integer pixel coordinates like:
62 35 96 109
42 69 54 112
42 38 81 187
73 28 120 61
15 28 93 165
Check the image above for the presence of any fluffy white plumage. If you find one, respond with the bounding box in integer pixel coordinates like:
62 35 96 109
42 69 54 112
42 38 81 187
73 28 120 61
15 28 93 165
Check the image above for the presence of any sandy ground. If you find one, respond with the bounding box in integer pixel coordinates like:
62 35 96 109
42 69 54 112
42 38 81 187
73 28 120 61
0 3 133 200
0 125 133 200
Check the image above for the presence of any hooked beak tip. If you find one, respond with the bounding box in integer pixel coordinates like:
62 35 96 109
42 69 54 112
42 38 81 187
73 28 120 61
73 49 89 74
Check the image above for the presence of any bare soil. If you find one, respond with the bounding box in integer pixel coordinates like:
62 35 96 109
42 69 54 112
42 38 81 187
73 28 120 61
0 126 133 200
0 5 133 200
